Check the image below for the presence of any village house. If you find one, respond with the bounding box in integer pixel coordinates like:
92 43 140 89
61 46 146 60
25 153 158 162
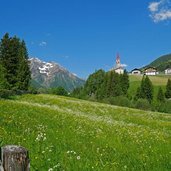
131 68 141 75
144 67 158 76
165 68 171 75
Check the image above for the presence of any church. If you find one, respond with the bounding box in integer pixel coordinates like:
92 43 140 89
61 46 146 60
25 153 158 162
111 53 124 74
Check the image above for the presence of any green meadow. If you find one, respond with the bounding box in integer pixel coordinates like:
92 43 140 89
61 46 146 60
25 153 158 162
0 94 171 170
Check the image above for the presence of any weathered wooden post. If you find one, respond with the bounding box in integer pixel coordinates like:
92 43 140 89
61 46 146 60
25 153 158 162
0 145 30 171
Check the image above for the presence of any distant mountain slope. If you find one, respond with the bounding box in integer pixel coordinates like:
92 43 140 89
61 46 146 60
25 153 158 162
145 54 171 71
29 58 85 91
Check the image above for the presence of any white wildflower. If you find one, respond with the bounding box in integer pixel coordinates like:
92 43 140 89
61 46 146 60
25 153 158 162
77 156 81 160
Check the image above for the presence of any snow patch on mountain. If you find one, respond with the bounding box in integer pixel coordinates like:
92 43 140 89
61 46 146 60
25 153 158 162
38 62 54 75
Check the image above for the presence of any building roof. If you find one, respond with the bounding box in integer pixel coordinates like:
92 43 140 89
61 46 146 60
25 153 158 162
114 66 124 70
131 68 141 72
165 68 171 71
144 67 157 72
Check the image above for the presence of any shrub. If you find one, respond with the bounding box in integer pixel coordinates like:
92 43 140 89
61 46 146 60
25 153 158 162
135 98 151 111
0 89 15 99
28 86 38 94
108 96 132 107
49 87 68 96
156 100 171 113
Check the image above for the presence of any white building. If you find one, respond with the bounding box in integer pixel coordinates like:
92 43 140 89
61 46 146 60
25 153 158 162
144 67 158 76
112 53 124 74
131 68 141 75
165 68 171 75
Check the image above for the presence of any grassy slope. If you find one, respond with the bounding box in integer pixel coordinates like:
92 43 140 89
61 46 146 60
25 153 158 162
0 94 171 170
128 75 171 99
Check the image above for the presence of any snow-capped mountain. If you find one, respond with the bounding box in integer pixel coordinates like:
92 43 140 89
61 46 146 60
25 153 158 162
29 58 85 91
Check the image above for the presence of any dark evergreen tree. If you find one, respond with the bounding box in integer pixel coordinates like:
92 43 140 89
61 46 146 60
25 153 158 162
111 71 123 97
120 70 129 95
135 87 141 100
165 79 171 99
16 41 31 90
105 71 123 97
0 33 31 91
137 75 153 103
84 69 105 97
157 87 165 102
142 76 153 103
139 76 146 99
0 33 11 88
96 72 108 99
0 64 8 89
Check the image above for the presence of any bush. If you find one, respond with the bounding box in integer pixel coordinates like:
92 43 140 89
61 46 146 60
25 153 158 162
0 89 15 99
156 100 171 113
135 99 151 111
49 87 68 96
108 96 132 107
28 86 38 94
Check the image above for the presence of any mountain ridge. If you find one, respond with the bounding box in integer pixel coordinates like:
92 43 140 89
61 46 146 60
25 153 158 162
144 53 171 71
29 57 85 91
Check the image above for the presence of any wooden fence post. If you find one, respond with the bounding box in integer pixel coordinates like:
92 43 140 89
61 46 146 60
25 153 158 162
0 145 30 171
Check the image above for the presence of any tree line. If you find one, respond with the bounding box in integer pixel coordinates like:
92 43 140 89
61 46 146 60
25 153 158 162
72 69 171 113
0 33 31 97
72 69 129 100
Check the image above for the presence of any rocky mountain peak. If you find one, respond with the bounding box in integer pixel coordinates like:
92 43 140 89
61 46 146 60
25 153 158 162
29 57 85 91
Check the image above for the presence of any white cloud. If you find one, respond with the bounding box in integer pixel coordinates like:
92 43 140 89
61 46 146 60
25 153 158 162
148 0 171 22
153 9 171 22
149 1 162 12
121 64 128 67
39 41 47 47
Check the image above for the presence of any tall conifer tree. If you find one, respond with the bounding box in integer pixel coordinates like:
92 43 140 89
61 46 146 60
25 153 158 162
157 87 165 102
120 70 129 95
0 33 31 91
136 75 153 103
165 79 171 99
16 40 31 90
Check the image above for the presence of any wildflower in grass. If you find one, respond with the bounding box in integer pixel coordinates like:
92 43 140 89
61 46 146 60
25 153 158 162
67 150 76 154
48 168 53 171
35 132 47 142
53 163 60 168
77 156 81 160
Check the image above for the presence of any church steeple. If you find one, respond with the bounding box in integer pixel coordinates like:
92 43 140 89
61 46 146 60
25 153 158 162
116 53 121 68
111 53 124 74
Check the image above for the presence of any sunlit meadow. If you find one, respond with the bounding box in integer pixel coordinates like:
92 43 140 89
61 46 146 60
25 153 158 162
0 94 171 170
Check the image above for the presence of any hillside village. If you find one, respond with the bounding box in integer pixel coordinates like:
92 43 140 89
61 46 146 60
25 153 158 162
112 53 171 76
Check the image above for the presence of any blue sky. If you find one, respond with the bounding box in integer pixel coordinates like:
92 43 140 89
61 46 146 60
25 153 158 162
0 0 171 78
